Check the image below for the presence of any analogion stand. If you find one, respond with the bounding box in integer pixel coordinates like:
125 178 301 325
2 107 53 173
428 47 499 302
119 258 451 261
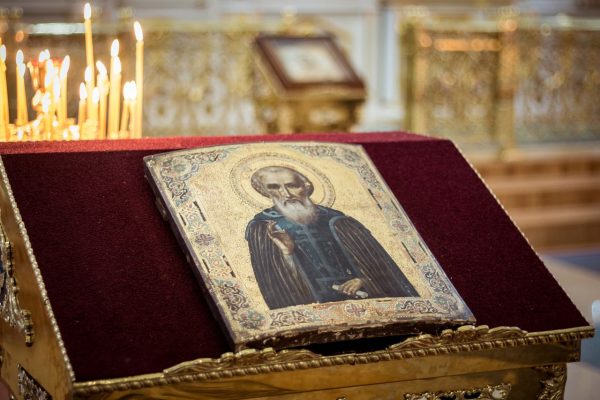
0 133 593 399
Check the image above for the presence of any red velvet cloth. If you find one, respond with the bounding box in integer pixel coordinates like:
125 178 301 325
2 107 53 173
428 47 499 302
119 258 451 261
0 132 587 382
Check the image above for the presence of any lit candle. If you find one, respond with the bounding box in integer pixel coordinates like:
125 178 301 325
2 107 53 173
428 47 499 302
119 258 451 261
42 93 52 137
134 21 143 138
78 82 87 133
16 50 29 125
0 45 8 139
27 50 48 94
59 55 70 127
119 81 131 135
90 87 99 122
44 59 55 90
52 77 60 127
129 81 137 135
85 66 94 118
44 60 56 129
83 3 95 88
96 60 108 139
16 62 28 125
108 42 121 137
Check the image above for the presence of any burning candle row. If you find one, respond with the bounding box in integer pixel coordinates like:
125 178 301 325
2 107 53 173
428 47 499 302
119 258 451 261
0 2 144 141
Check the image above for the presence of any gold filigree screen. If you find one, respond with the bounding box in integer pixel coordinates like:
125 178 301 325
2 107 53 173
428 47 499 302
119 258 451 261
515 21 600 143
402 15 600 149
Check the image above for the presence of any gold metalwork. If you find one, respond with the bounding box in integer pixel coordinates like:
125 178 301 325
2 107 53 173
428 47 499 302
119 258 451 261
401 17 511 149
17 364 51 400
72 325 593 397
389 325 526 351
405 382 511 400
142 22 261 137
0 157 76 398
534 364 567 400
401 14 600 150
0 211 34 346
164 348 321 376
515 19 600 143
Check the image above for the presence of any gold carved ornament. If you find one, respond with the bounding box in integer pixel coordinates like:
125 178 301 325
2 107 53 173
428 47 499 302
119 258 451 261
0 158 76 381
405 382 511 400
0 213 34 346
534 364 567 400
17 364 52 400
72 324 594 397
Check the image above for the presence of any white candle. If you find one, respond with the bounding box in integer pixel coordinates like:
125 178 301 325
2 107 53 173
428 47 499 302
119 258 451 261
59 55 70 126
85 65 94 118
120 81 131 135
78 82 87 132
52 77 60 126
96 61 108 139
129 81 137 135
44 60 56 127
90 87 99 122
0 45 8 139
16 50 28 126
42 93 52 137
16 62 28 125
108 40 121 137
134 21 143 138
83 3 95 88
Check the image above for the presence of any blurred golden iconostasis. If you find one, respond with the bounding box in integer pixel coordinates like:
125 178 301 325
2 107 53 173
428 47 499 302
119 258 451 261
0 0 597 145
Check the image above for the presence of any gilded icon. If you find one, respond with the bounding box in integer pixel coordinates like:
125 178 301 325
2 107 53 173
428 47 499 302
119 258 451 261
144 143 474 350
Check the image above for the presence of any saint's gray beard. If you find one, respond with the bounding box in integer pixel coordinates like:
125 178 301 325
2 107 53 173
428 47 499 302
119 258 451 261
274 197 318 225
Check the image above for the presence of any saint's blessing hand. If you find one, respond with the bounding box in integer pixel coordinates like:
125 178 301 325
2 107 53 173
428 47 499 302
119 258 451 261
266 221 295 255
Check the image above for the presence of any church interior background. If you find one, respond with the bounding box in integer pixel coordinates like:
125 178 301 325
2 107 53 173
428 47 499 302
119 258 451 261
0 0 598 398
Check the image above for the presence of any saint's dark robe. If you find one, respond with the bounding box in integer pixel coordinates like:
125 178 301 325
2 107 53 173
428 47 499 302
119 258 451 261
245 206 418 309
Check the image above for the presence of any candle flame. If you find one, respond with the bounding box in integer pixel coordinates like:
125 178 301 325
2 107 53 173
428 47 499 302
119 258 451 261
79 82 87 100
18 63 25 77
16 49 23 65
39 49 51 63
60 55 70 79
111 39 119 57
114 57 121 74
96 60 107 76
70 125 80 140
134 21 143 42
85 66 92 82
122 82 129 99
123 81 133 100
92 87 100 103
0 45 5 62
84 3 92 20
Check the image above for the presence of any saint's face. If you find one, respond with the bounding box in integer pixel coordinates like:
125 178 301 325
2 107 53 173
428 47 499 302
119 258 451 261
261 169 308 205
